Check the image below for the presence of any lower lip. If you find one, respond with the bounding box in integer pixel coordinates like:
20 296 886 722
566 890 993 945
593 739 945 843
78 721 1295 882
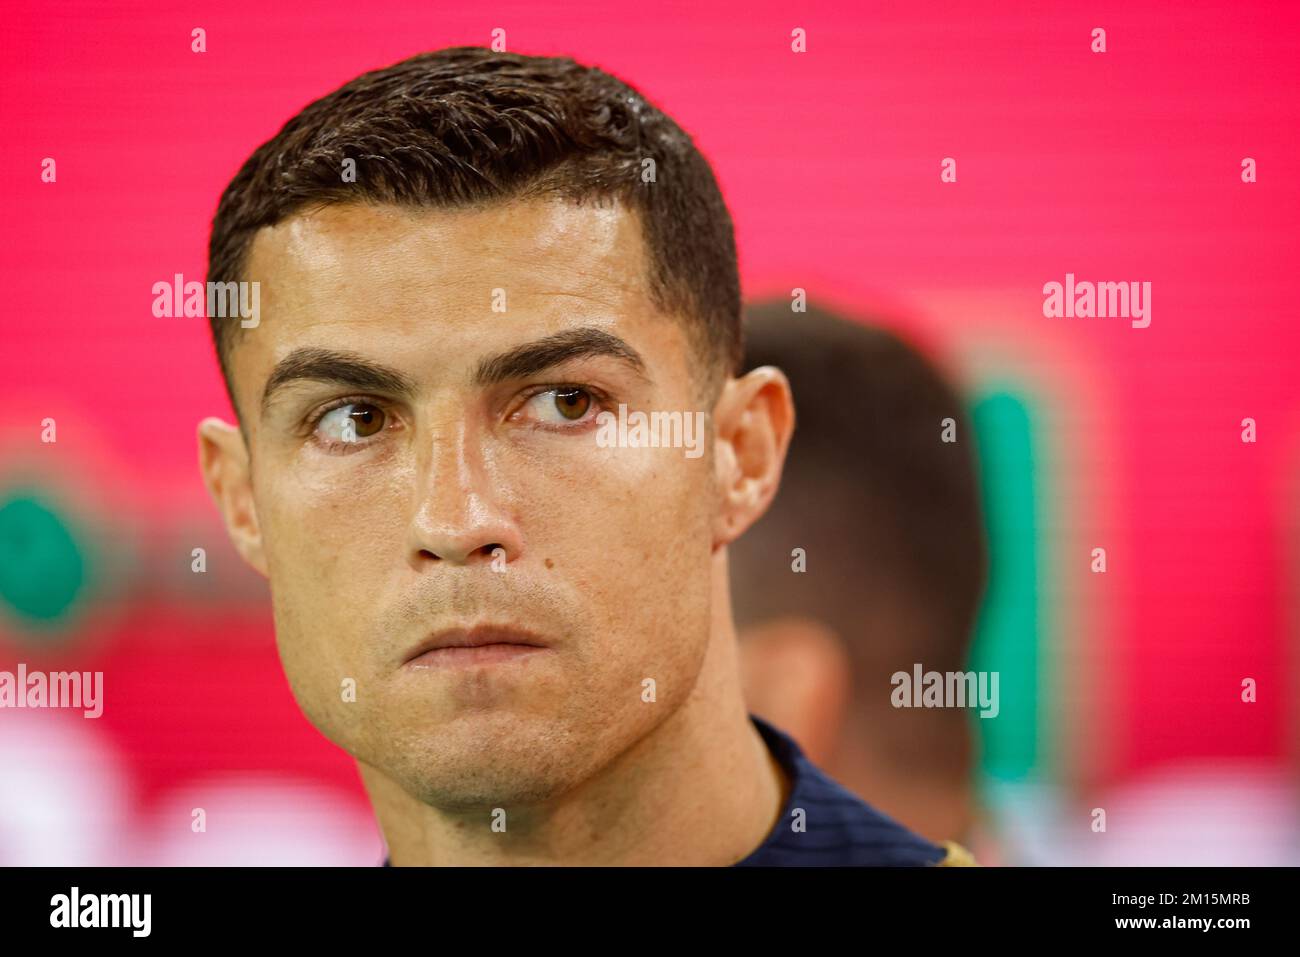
404 643 548 669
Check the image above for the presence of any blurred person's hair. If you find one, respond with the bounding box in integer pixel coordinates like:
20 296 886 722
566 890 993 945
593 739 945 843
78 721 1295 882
731 300 988 788
206 46 742 413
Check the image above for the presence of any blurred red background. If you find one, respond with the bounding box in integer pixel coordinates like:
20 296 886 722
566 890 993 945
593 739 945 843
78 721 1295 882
2 0 1297 864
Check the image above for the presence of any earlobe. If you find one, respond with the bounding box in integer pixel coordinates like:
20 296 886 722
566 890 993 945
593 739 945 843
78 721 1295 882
711 367 795 547
197 417 268 578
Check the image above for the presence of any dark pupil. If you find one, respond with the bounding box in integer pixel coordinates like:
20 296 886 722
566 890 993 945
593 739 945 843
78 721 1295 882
555 388 589 419
349 405 382 436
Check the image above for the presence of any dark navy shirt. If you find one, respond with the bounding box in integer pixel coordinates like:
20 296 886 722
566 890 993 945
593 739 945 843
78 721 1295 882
735 713 946 866
381 712 946 866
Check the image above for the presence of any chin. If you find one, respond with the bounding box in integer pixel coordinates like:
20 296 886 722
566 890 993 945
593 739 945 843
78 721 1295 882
377 711 586 805
400 752 578 810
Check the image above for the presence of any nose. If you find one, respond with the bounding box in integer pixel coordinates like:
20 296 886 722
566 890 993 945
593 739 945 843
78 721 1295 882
405 414 523 569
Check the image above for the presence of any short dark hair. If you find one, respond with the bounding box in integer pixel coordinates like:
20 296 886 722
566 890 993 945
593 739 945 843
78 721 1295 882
207 46 742 413
730 301 988 784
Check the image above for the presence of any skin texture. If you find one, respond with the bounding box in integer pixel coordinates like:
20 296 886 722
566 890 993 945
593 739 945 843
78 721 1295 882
198 197 796 864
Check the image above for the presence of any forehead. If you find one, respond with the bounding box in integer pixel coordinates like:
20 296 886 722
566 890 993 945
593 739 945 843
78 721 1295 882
231 197 679 408
245 197 651 322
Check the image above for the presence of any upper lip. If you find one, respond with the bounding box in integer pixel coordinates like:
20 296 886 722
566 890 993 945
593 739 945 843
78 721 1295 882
402 624 550 664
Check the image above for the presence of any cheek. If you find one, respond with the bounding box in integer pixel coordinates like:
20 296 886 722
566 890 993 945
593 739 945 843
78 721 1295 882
511 426 714 550
512 439 717 657
254 451 417 741
260 446 412 564
255 449 413 658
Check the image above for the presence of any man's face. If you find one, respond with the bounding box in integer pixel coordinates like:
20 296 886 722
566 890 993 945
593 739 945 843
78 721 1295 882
226 198 719 809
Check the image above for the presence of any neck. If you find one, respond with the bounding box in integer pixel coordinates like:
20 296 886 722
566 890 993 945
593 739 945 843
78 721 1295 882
363 548 788 865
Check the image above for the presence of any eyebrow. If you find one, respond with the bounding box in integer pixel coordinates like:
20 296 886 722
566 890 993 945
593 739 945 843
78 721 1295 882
261 348 416 414
260 328 649 414
472 327 648 387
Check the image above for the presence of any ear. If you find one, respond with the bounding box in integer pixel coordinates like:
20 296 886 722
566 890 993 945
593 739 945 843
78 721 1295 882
711 366 795 548
197 417 268 578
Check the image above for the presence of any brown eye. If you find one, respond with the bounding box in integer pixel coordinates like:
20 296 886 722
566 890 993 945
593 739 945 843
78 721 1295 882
554 387 591 420
348 404 385 437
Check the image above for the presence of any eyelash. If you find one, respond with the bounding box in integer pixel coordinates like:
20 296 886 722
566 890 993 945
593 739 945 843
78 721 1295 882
306 395 370 429
306 395 391 453
512 383 612 429
303 383 613 451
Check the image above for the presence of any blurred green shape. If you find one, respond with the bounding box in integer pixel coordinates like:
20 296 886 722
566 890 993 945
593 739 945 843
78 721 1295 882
0 493 88 627
968 390 1045 783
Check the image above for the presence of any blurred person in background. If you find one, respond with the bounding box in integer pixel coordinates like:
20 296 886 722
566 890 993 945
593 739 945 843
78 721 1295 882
732 300 989 851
